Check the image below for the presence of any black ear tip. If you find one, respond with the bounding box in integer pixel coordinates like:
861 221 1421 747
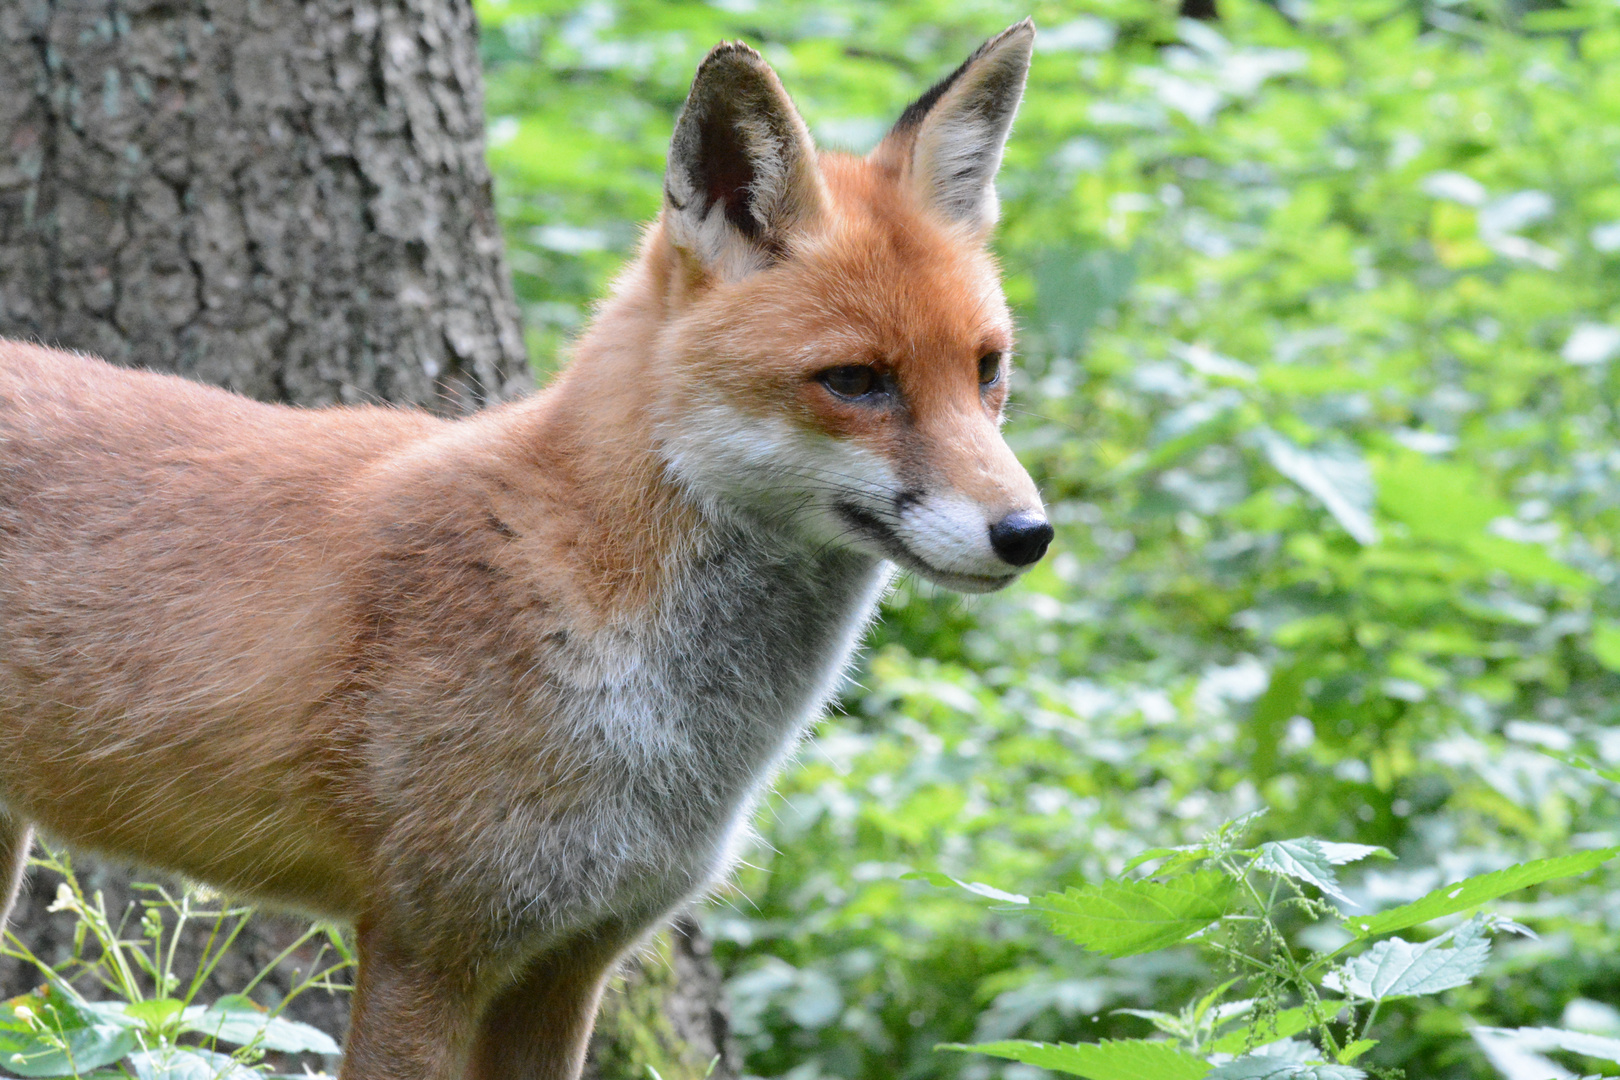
989 18 1037 51
696 40 766 75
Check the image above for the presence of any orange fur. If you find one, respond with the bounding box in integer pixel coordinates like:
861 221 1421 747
0 23 1045 1079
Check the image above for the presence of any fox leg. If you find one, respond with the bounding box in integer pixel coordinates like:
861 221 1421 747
466 933 629 1080
340 919 482 1080
0 810 33 927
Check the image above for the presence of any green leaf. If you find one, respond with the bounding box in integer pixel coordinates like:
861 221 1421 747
1346 848 1620 936
901 871 1029 905
123 998 185 1029
1256 840 1351 905
1325 916 1491 1001
1258 431 1378 545
940 1038 1209 1079
1031 871 1236 958
1592 620 1620 673
1337 1040 1377 1063
1256 840 1393 906
1206 1062 1365 1080
1374 453 1591 588
181 995 341 1054
1538 747 1620 785
0 987 141 1077
1247 664 1306 779
128 1047 259 1080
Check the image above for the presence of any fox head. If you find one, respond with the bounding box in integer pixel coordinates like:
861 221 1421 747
649 21 1050 593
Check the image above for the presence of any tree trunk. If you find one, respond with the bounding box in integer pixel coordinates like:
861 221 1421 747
0 2 736 1076
0 0 527 411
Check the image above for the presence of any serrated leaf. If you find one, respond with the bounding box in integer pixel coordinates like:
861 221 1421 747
1113 1008 1186 1038
940 1038 1210 1079
181 995 341 1054
1346 848 1619 937
1314 843 1394 866
1338 1040 1377 1064
1031 871 1236 958
128 1047 259 1080
1324 917 1491 1001
1206 1060 1365 1080
1257 840 1351 905
1121 847 1196 875
902 871 1029 905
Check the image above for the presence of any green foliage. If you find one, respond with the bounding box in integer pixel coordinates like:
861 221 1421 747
475 0 1620 1076
0 848 346 1080
1032 872 1237 958
1345 848 1620 938
937 818 1618 1077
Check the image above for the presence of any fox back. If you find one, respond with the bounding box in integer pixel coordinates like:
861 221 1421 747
0 23 1049 1080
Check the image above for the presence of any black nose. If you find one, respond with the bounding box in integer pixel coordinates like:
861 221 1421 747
988 511 1053 567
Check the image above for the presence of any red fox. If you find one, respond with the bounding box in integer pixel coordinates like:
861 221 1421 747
0 21 1048 1080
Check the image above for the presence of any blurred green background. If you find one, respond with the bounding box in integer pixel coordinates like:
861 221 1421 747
475 1 1620 1076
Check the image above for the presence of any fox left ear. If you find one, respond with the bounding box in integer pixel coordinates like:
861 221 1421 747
664 42 825 280
873 20 1035 235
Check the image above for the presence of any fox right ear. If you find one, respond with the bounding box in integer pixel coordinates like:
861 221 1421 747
873 20 1034 236
664 43 824 281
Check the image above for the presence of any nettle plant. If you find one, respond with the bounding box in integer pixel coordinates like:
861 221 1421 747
0 847 348 1080
918 815 1620 1080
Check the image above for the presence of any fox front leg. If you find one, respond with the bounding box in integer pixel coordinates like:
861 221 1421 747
340 920 484 1080
467 927 634 1080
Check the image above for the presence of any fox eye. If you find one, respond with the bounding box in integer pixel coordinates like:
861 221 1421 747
818 365 881 400
978 351 1004 387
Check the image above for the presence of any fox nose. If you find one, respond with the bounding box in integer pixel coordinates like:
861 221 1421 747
988 511 1053 567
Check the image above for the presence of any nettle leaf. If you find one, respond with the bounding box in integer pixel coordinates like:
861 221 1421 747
940 1037 1210 1079
902 871 1029 905
181 994 341 1054
1314 843 1394 866
1346 848 1619 937
1206 1060 1365 1080
1256 841 1346 904
128 1047 259 1080
1337 1040 1377 1064
1257 840 1393 906
1032 871 1237 958
1120 846 1209 876
1325 916 1491 1002
1257 430 1378 545
123 998 185 1029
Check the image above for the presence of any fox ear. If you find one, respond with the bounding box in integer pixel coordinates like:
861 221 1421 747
664 43 824 280
873 20 1034 235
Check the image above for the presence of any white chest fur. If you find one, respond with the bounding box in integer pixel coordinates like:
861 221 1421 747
484 533 892 945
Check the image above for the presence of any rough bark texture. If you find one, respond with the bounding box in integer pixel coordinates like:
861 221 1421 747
0 0 529 411
0 1 738 1075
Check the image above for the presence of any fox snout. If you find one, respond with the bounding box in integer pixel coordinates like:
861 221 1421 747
873 446 1051 592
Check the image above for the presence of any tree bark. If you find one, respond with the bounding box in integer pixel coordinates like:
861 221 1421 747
0 2 737 1076
0 0 528 411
